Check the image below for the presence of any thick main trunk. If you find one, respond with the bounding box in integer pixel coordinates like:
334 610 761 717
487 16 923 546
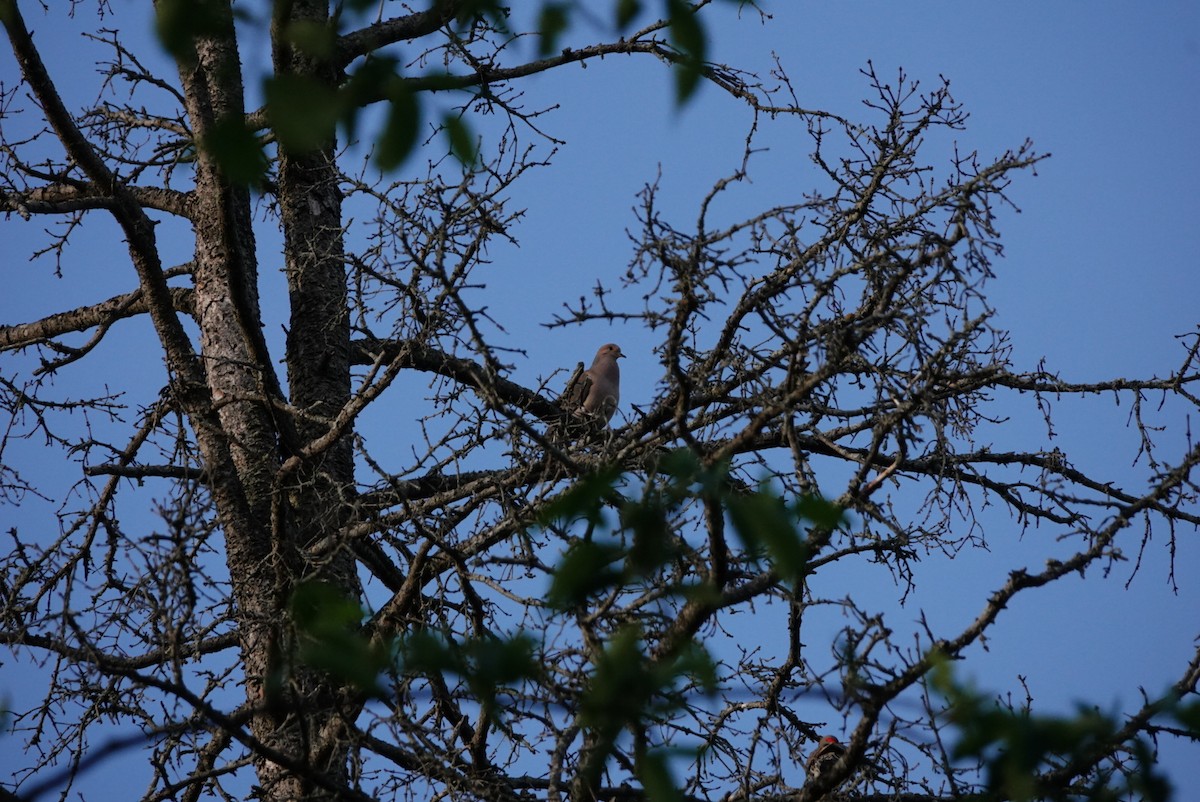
166 3 358 798
274 0 357 564
172 0 281 647
279 143 354 529
270 1 364 798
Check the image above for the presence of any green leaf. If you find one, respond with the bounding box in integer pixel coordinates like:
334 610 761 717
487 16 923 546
538 466 623 525
376 81 421 170
291 580 364 631
657 447 730 502
297 634 387 696
154 0 228 65
547 539 625 609
672 58 704 105
443 113 479 166
202 115 269 185
396 630 541 719
622 494 676 575
266 74 340 153
581 624 653 733
284 18 336 60
666 0 705 60
669 640 719 695
931 660 1176 801
337 56 400 145
1173 698 1200 733
398 629 458 674
537 3 570 57
637 750 681 802
795 493 846 530
342 56 401 102
728 490 809 581
464 632 542 705
574 619 718 798
666 0 707 103
615 0 643 31
581 626 717 740
658 447 703 483
290 581 387 696
450 0 512 37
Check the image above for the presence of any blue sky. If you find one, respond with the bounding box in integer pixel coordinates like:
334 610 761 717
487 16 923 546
2 0 1198 796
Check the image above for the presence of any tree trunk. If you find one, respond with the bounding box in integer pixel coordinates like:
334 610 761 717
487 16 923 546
169 1 361 796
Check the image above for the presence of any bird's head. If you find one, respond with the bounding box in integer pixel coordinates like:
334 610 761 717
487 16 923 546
598 343 624 360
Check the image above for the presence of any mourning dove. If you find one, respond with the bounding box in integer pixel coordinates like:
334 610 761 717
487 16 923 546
561 343 624 424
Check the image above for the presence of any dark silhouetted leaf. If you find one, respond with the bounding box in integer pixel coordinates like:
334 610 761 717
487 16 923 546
202 115 269 185
622 494 676 575
932 657 1174 802
666 0 706 103
581 624 653 734
538 466 623 525
154 0 228 65
463 632 541 706
669 640 719 696
795 493 845 530
266 74 340 153
1171 698 1200 732
658 447 703 483
283 18 336 60
337 56 400 144
377 82 421 170
638 749 681 802
398 629 458 675
537 3 570 56
547 539 625 609
396 629 541 718
728 490 808 581
615 0 643 31
452 0 512 36
444 113 478 166
291 581 387 696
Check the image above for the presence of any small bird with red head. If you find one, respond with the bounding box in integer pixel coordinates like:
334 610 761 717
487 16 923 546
805 735 847 784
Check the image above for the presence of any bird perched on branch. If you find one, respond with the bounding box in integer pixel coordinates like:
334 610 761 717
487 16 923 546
805 734 847 785
560 343 624 424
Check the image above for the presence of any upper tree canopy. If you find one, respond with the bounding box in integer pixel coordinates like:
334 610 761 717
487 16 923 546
1 2 1197 802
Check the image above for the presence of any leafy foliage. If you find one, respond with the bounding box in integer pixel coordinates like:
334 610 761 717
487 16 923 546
149 0 736 180
931 657 1192 802
290 580 392 698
